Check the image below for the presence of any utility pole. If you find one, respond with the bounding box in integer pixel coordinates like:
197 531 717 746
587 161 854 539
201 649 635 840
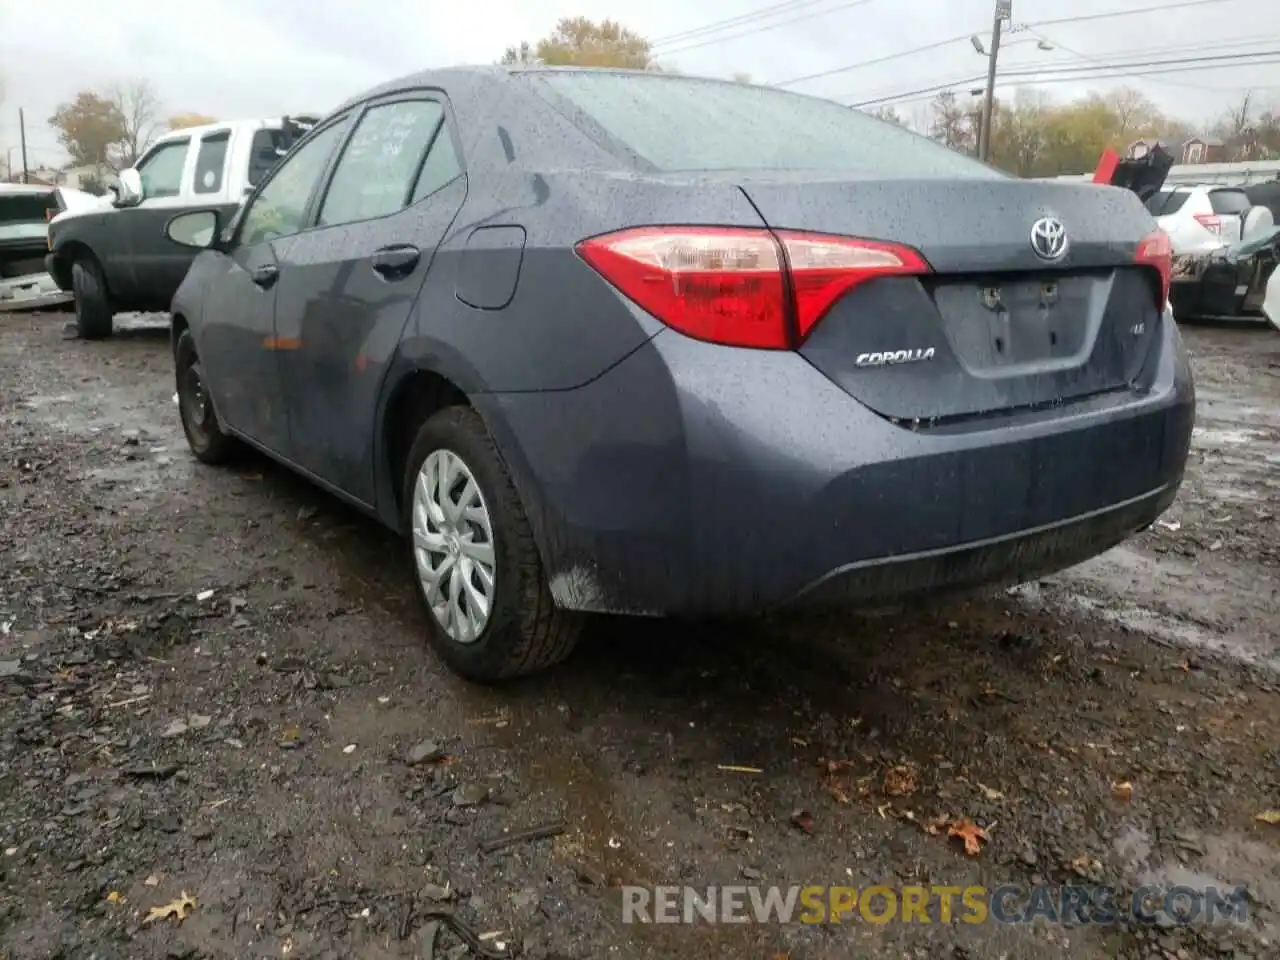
19 108 30 184
978 0 1011 163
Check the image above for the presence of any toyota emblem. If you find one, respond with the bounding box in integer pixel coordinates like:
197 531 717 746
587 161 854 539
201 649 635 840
1030 217 1068 261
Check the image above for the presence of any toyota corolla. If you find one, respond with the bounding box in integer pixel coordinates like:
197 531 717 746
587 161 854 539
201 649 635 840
162 67 1194 682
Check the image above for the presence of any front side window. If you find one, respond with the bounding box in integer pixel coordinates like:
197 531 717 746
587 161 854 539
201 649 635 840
318 99 445 227
239 120 347 246
194 132 230 195
529 71 1004 179
137 140 190 199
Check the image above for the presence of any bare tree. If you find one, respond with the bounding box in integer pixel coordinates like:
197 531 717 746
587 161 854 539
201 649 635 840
108 79 161 169
929 91 978 155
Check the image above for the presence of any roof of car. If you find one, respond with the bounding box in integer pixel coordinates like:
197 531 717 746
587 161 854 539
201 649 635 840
331 64 729 114
153 117 306 143
0 182 56 197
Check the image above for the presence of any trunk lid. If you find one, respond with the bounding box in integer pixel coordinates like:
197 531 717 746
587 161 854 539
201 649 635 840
739 176 1164 422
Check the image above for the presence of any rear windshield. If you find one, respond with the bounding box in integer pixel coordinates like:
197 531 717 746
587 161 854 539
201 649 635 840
1209 189 1251 215
248 129 288 186
1145 189 1188 216
529 71 1003 179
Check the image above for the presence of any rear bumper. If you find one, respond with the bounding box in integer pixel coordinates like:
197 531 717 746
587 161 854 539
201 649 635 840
480 310 1195 616
0 270 73 312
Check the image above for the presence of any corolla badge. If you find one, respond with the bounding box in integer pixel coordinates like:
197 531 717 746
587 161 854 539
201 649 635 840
855 347 936 367
1030 216 1069 261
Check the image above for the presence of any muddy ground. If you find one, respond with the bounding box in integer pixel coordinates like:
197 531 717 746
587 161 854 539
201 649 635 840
0 312 1277 960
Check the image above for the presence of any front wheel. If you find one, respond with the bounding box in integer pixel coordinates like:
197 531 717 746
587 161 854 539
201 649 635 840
174 329 239 465
71 258 114 340
403 407 581 682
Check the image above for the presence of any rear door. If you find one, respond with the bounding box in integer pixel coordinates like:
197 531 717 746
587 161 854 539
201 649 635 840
272 93 466 503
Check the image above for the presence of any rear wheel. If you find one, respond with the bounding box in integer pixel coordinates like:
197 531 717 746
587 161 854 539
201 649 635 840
175 329 239 465
403 407 581 682
70 257 114 340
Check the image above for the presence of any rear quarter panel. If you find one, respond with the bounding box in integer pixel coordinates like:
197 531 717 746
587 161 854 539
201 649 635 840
398 76 772 393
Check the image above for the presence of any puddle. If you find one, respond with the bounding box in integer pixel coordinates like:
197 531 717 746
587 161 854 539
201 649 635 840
1013 579 1280 674
1196 394 1280 430
83 457 190 497
1192 426 1266 447
1112 824 1280 942
11 385 180 441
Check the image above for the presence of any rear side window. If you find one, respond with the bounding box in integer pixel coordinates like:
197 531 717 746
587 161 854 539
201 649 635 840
1209 190 1251 215
1145 189 1188 216
530 71 1002 179
318 100 445 227
248 129 288 186
137 140 190 199
193 132 229 194
410 125 463 203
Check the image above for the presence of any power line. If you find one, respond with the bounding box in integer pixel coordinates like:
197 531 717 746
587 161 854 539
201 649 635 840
772 0 1242 88
775 33 971 87
655 0 872 57
1027 0 1238 30
1027 29 1280 92
848 51 1280 108
650 0 832 47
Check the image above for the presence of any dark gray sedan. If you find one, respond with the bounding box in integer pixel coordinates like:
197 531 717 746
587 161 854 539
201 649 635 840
163 66 1194 682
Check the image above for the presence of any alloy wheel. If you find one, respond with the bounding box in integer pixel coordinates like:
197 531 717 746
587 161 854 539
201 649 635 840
412 449 497 644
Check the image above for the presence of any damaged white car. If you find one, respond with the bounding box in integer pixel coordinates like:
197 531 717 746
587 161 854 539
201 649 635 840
0 183 106 311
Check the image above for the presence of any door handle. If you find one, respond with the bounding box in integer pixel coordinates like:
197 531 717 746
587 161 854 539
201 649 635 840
250 263 279 289
372 244 421 280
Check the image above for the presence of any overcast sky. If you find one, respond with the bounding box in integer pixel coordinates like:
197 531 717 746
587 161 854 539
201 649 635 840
2 0 1278 170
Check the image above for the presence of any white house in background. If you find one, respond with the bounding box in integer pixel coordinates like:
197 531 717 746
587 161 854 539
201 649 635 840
1126 136 1226 165
59 164 109 192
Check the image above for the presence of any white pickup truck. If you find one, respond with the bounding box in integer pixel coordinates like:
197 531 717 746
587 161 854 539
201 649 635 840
45 115 317 338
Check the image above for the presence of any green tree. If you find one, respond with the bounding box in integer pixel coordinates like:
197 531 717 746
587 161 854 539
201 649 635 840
501 17 654 69
49 92 126 169
929 91 978 155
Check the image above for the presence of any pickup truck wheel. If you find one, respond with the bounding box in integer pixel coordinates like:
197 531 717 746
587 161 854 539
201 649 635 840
404 407 582 683
175 329 239 464
71 258 114 340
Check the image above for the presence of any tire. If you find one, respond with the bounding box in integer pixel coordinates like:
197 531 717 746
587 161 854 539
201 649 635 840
70 257 114 340
403 406 581 682
174 329 239 465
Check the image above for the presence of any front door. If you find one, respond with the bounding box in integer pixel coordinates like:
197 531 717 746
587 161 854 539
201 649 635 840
119 137 196 307
272 95 466 503
196 118 351 452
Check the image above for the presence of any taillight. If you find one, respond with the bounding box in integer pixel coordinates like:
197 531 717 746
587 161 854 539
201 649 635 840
575 226 929 349
1192 213 1222 234
1135 228 1172 308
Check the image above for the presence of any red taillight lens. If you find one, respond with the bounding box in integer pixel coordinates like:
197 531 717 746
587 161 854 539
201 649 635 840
575 226 929 349
781 231 929 338
1135 228 1172 309
1192 213 1222 234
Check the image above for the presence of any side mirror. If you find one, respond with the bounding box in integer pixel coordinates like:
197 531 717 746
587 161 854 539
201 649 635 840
113 169 144 208
165 209 223 250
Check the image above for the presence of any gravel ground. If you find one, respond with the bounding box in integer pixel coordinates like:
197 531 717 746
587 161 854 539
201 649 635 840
1 311 1278 960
